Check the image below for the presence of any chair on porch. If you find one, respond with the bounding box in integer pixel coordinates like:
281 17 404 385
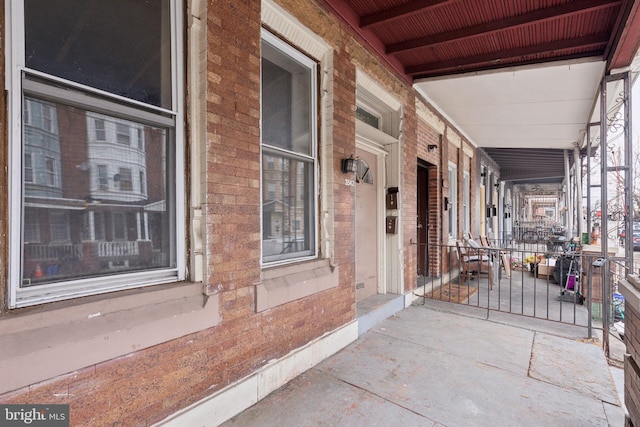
480 236 511 279
456 240 494 290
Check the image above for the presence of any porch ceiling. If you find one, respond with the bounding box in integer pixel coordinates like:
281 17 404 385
323 0 640 183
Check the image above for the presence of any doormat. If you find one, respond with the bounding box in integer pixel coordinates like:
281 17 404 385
426 283 478 303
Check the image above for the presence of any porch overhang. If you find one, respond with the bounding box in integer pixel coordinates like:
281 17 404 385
321 0 640 183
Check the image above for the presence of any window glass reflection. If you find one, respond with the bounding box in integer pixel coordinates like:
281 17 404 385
24 0 172 109
21 96 173 286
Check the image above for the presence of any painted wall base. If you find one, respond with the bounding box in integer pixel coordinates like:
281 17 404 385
156 320 358 426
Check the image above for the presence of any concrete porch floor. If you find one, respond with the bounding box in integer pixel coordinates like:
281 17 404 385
221 299 625 426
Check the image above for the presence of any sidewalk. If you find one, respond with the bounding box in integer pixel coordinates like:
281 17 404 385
221 300 625 426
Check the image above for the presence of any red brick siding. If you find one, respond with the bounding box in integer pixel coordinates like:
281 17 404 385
626 304 640 426
0 0 477 425
416 118 442 276
402 100 418 290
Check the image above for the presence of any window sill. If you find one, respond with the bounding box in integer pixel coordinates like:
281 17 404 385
0 282 218 395
256 259 339 312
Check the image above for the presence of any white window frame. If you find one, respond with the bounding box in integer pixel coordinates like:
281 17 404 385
6 0 185 308
260 28 318 266
23 98 31 125
139 170 146 196
136 128 144 150
42 103 54 133
448 162 458 239
116 122 131 145
44 156 56 187
97 164 109 190
118 167 133 192
94 118 106 141
23 151 33 182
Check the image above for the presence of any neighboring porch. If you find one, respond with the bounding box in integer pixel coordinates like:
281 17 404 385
415 241 628 353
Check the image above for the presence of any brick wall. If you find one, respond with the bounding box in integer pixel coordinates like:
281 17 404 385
621 277 640 426
402 100 418 289
0 0 487 425
626 303 640 426
416 119 441 276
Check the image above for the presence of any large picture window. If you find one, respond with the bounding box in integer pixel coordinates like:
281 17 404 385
261 30 317 264
8 0 184 307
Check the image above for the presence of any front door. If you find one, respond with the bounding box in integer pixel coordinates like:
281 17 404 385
417 164 429 277
355 147 379 302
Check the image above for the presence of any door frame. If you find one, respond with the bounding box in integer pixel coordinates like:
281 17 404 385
355 70 403 296
416 161 431 277
356 135 388 295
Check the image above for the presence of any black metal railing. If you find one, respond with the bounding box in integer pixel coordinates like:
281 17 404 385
414 241 596 334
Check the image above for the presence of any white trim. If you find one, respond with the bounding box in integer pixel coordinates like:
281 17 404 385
356 139 387 295
463 141 474 158
22 69 178 120
156 320 358 427
448 130 462 148
415 99 446 134
261 0 331 61
259 0 335 265
356 70 401 138
188 0 207 283
355 121 398 146
260 0 335 265
448 162 458 239
7 0 186 307
356 70 402 112
7 0 24 308
355 70 403 296
260 29 319 266
463 170 471 235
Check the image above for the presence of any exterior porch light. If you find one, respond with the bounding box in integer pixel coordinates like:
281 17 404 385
341 155 358 174
427 144 437 152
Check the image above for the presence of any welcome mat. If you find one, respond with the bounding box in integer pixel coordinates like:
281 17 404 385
426 283 478 303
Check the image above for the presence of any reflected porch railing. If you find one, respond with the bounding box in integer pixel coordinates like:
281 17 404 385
25 243 83 261
97 241 139 258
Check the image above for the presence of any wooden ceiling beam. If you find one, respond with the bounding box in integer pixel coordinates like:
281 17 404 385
387 0 621 55
360 0 454 28
406 33 609 76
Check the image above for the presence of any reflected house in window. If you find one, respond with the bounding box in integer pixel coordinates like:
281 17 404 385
262 155 308 248
260 32 317 262
22 97 168 283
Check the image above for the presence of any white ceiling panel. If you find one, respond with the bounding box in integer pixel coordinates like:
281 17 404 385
415 60 606 150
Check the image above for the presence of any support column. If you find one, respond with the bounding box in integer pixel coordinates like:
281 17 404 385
564 149 572 236
136 212 142 240
88 211 96 241
574 148 582 239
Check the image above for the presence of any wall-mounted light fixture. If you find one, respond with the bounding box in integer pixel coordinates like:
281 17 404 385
480 172 486 177
341 155 357 174
427 144 437 152
494 183 500 189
